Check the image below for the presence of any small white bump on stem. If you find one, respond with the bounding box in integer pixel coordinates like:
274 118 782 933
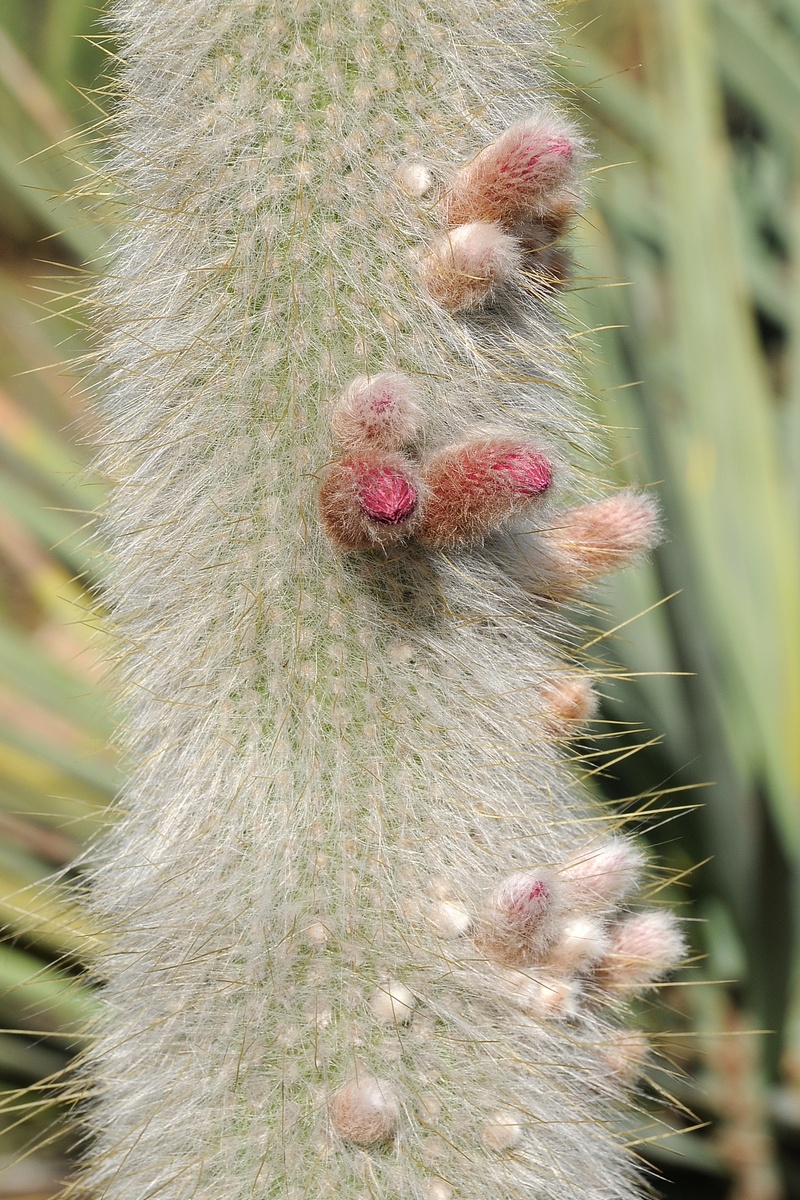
371 978 416 1025
481 1111 523 1152
397 160 434 196
329 1077 400 1146
429 899 472 938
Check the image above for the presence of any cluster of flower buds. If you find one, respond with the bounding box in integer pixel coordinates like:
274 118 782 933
427 836 685 1027
317 117 681 1168
421 116 584 312
318 372 554 551
327 837 684 1153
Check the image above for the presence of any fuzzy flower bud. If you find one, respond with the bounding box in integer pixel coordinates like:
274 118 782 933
318 450 422 550
331 373 424 451
596 911 686 992
563 837 645 908
518 195 581 256
417 436 553 547
330 1077 400 1145
515 491 660 597
422 221 522 312
543 915 609 976
541 676 599 736
444 117 581 229
475 869 562 967
428 898 473 938
514 196 582 289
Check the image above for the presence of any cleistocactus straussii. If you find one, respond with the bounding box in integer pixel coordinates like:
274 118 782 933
77 1 686 1197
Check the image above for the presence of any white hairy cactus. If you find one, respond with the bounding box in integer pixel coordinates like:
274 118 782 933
75 1 684 1197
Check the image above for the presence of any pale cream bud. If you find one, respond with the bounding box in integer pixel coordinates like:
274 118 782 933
371 979 416 1025
481 1110 523 1152
422 222 522 313
397 160 434 196
597 911 685 991
429 899 472 938
305 919 331 947
544 915 608 975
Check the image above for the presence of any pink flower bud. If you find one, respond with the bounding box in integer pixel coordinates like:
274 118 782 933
444 117 581 230
596 911 686 992
329 1077 400 1145
421 221 522 313
563 837 645 908
525 491 661 597
541 676 598 736
416 437 553 548
331 373 424 451
318 451 422 550
475 869 562 967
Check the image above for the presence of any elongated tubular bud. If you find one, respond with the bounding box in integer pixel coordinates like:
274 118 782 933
443 117 582 229
474 869 563 967
421 222 522 313
318 451 422 550
330 1077 400 1145
596 912 686 993
331 373 424 451
541 676 599 736
416 437 553 548
563 837 646 908
516 491 661 597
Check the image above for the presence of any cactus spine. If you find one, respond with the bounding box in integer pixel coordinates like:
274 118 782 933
79 1 683 1197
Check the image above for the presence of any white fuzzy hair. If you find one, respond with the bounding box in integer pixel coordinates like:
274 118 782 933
73 1 666 1197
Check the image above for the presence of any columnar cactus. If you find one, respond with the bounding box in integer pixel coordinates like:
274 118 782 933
79 1 685 1197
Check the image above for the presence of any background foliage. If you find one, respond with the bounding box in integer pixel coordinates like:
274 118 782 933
0 0 797 1196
